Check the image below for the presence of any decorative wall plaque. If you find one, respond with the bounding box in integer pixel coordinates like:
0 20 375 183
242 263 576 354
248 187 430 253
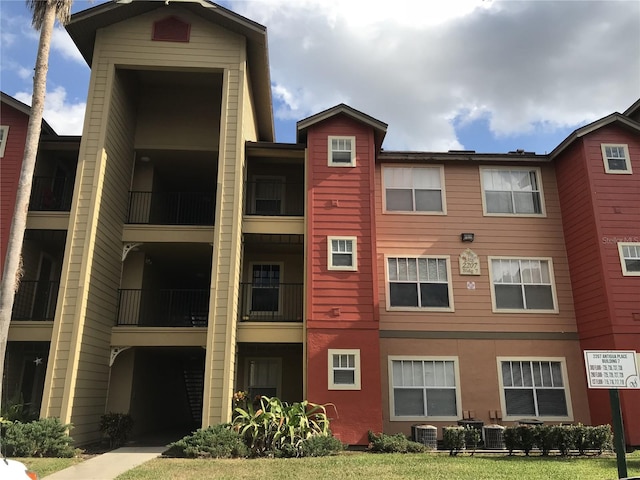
459 248 481 276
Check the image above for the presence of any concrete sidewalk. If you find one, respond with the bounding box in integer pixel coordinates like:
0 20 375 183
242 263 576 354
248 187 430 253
41 446 167 480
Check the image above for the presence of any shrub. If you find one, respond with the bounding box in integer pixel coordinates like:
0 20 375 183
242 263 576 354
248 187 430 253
553 425 575 456
165 425 249 458
572 424 590 455
587 424 613 454
463 427 481 453
442 426 465 456
516 425 536 456
503 426 518 455
2 418 75 457
367 431 426 454
534 425 555 456
300 434 344 457
100 412 134 448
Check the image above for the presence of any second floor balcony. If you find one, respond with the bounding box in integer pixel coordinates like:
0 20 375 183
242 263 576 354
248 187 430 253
12 280 59 320
117 288 210 327
244 180 304 216
127 191 215 225
29 176 73 211
238 283 303 322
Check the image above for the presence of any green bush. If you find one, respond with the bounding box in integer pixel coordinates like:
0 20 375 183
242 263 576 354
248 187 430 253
99 412 134 448
2 418 75 457
515 425 536 456
463 427 481 452
300 434 344 457
553 425 575 456
166 425 249 458
442 426 465 456
534 425 555 456
367 431 426 453
503 426 518 455
587 424 613 454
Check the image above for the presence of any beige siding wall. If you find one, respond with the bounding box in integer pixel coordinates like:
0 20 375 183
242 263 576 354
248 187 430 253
42 64 137 443
135 85 221 150
376 162 577 333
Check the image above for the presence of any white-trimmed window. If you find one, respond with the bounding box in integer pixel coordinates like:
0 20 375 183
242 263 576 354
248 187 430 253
389 357 461 420
498 358 571 420
328 349 361 390
601 144 632 174
383 166 445 213
328 236 357 271
328 136 356 166
481 167 544 215
0 126 8 158
386 256 453 310
618 242 640 276
489 257 557 312
246 357 281 399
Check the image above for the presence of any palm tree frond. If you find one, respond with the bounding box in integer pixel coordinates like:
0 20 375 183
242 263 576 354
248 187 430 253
27 0 73 29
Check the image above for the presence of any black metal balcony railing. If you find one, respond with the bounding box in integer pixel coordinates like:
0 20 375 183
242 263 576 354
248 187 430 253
12 280 59 320
127 192 215 225
29 176 73 211
244 181 304 216
238 283 303 322
117 289 210 326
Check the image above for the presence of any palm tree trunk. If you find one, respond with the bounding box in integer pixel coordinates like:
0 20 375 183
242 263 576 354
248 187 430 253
0 2 57 406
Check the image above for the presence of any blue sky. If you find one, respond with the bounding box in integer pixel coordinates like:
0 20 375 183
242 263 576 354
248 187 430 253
1 0 639 153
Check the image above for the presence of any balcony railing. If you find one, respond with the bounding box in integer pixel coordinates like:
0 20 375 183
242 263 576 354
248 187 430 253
29 176 73 211
12 280 59 320
127 192 215 225
244 181 304 216
117 289 210 326
238 283 303 322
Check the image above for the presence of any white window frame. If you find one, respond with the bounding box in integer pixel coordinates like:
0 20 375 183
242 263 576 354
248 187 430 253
328 136 356 167
488 256 558 313
480 166 546 217
382 165 447 215
328 236 357 271
251 175 286 215
0 126 9 158
385 255 454 312
328 349 361 390
618 242 640 276
497 357 573 421
388 356 461 422
245 357 282 399
601 144 632 174
248 262 283 315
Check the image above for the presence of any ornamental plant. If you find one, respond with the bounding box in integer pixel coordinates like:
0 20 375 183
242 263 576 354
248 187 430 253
231 395 336 457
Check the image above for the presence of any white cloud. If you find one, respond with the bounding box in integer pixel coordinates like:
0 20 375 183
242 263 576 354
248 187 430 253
15 87 86 135
51 26 84 64
233 0 640 150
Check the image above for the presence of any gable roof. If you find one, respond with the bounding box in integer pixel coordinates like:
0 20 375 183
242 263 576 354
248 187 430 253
66 0 273 141
549 112 640 160
623 98 640 119
1 91 56 135
296 103 388 148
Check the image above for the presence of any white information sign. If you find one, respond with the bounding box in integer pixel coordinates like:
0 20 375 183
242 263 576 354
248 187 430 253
584 350 639 389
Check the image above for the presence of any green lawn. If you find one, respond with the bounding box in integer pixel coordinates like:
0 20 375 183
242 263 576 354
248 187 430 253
22 456 83 477
113 451 640 480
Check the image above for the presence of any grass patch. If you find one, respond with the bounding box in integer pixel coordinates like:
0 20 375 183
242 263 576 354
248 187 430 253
21 456 83 477
116 451 640 480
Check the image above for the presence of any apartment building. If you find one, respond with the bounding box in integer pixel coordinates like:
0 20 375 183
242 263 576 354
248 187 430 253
2 0 638 447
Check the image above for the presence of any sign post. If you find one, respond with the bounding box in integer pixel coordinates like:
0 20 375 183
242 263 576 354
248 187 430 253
584 350 639 479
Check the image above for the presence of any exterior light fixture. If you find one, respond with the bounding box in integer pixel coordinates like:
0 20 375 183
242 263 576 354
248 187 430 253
461 233 475 242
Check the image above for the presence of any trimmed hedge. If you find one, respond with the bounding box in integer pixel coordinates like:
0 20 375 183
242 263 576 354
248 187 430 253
367 431 426 453
503 424 612 456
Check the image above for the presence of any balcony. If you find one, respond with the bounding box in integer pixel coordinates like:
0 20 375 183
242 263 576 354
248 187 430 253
238 283 303 322
117 289 210 327
127 192 215 225
12 280 59 320
29 176 73 211
244 181 304 216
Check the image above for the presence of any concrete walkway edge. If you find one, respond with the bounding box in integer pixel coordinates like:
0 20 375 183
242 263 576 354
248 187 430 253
41 446 167 480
